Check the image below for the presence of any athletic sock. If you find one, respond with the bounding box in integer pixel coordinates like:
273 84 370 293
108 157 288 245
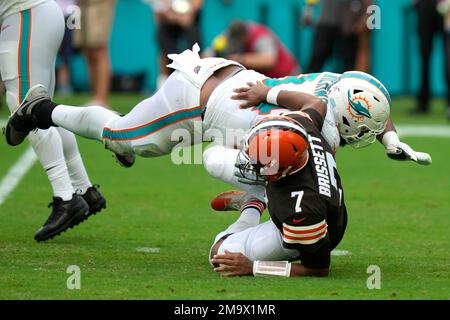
44 161 74 201
28 129 74 201
51 105 120 140
65 154 92 195
56 127 92 194
221 202 265 235
34 100 58 129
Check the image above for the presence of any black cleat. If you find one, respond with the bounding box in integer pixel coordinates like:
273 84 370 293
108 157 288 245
113 153 135 168
34 194 89 242
6 84 51 146
81 184 106 217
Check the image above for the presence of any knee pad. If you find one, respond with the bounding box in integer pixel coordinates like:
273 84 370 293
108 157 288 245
203 145 239 181
203 146 226 179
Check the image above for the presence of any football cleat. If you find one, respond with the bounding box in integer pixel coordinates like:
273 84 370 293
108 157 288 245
81 184 106 216
34 193 89 242
5 84 50 146
211 190 247 211
113 152 135 168
211 190 266 213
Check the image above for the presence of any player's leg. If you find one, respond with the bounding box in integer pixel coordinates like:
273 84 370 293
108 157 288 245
307 25 337 73
49 69 202 157
25 1 108 238
56 127 106 214
52 103 121 141
416 2 435 112
27 129 74 201
203 144 266 202
40 39 93 195
54 128 91 195
213 195 265 238
0 6 75 201
202 69 268 148
5 82 127 152
444 29 450 117
30 2 106 214
7 70 202 158
209 219 299 267
0 6 90 241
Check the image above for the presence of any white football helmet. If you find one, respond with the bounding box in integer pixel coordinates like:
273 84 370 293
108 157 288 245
327 71 391 148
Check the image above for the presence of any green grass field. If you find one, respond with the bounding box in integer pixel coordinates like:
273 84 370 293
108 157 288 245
0 95 449 299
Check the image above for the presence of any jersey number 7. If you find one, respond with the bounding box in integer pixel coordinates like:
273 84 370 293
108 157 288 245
291 191 304 213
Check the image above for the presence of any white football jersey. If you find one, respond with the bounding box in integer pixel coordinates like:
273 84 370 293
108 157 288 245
262 72 341 152
0 0 48 20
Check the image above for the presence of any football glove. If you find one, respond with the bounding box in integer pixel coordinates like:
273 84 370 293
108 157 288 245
382 131 432 165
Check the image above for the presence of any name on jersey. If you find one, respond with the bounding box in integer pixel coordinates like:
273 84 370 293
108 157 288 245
308 135 331 197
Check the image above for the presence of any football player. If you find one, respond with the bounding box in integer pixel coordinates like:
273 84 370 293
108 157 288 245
5 44 392 166
4 43 306 164
5 44 427 197
231 72 433 161
210 109 346 277
0 0 105 242
204 70 432 213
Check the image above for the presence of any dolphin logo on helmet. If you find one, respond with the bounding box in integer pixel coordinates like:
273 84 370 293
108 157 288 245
347 91 371 119
327 71 391 148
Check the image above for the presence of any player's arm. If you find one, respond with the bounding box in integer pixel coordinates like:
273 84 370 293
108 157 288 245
231 81 327 118
378 118 432 165
211 250 329 277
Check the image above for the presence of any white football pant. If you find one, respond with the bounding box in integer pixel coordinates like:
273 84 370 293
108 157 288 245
209 219 299 265
0 0 91 199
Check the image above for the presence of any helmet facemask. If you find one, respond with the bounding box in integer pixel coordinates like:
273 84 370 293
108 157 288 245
338 115 386 149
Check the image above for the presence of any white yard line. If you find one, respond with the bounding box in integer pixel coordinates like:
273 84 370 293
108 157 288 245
0 147 37 206
135 247 161 253
396 124 450 138
331 250 351 256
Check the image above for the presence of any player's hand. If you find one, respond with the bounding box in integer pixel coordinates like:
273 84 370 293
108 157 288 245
386 141 432 165
211 250 253 277
231 81 270 109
